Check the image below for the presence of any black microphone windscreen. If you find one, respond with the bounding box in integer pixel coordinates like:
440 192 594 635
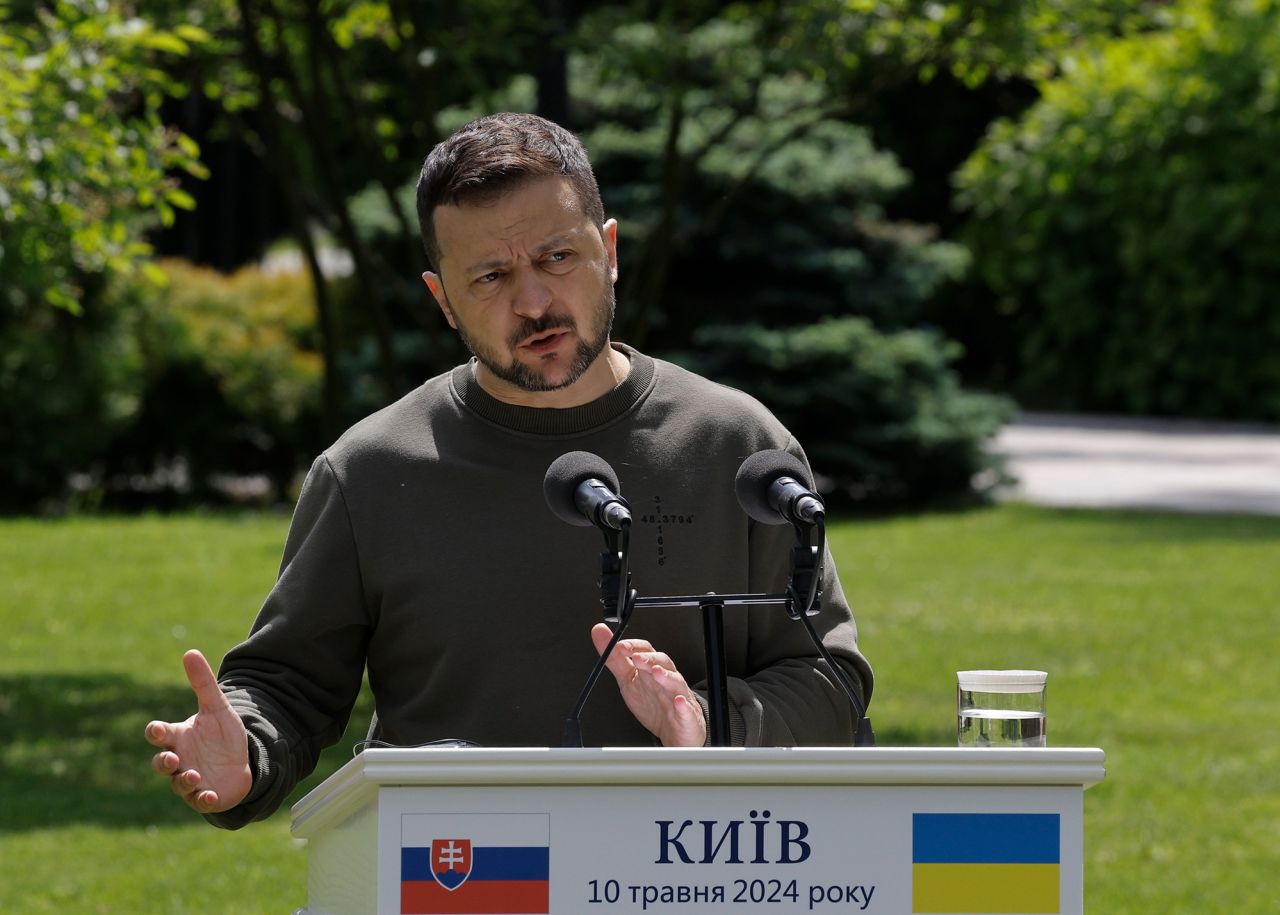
544 451 622 527
734 449 813 524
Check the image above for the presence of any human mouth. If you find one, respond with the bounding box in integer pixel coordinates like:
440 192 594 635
521 329 570 354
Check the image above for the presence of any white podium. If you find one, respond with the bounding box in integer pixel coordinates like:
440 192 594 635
290 747 1105 915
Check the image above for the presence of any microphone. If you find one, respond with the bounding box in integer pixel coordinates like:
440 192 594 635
734 450 825 526
544 451 632 530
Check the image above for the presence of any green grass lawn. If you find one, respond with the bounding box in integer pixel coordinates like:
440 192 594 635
1 505 1277 912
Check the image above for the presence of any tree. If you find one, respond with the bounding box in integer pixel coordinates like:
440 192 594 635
150 0 556 421
956 0 1280 419
563 0 1173 346
0 0 207 511
0 0 207 313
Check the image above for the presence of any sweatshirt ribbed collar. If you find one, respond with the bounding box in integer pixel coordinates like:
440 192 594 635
450 344 656 436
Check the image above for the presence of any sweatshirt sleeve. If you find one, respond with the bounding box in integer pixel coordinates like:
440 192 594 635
706 440 874 747
204 455 372 829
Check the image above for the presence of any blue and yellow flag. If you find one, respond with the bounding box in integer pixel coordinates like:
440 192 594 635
912 813 1060 914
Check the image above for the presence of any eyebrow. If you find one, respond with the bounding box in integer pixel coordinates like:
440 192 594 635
463 231 581 277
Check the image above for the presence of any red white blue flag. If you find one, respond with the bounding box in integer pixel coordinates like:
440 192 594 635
401 813 550 914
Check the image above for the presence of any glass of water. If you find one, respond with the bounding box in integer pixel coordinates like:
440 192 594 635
957 670 1047 747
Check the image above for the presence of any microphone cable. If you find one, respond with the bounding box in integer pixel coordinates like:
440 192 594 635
562 519 636 747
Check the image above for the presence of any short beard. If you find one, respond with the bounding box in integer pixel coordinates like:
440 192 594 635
458 286 615 393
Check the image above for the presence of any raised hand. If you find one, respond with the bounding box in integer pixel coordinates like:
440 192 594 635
145 649 253 814
591 623 708 747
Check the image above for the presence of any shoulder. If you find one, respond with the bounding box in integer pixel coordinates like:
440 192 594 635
322 371 455 476
643 355 794 452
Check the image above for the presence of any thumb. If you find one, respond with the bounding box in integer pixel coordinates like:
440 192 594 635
182 649 231 716
590 623 616 657
591 623 635 682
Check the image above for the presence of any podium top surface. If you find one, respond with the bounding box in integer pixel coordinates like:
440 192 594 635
291 747 1104 838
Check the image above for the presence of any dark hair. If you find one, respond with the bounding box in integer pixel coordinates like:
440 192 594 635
416 112 605 270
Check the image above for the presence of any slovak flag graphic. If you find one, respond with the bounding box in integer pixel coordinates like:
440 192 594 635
401 813 550 914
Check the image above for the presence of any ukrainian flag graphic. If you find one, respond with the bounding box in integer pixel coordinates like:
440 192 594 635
912 813 1060 914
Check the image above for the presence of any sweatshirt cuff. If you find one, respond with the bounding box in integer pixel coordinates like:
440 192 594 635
692 689 747 746
201 731 275 831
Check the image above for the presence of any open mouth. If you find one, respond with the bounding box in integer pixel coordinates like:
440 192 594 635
521 330 569 352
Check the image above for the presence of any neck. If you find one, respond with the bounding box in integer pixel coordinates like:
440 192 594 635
474 343 631 409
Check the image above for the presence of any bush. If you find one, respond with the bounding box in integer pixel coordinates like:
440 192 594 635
687 317 1015 507
0 2 206 314
0 291 145 512
98 260 324 503
0 259 325 512
579 68 972 344
956 1 1280 420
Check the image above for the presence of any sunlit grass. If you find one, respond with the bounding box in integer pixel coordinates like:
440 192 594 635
833 504 1280 913
1 506 1276 912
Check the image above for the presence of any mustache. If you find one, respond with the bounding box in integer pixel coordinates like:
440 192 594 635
509 313 575 347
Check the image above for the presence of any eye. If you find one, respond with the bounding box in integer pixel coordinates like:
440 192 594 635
543 251 574 269
475 271 502 285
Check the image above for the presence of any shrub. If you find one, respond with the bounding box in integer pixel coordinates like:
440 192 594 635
98 260 324 503
0 259 326 512
0 292 145 512
688 317 1015 507
956 1 1280 420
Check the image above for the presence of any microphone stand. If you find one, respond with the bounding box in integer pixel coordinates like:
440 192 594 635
562 524 637 747
566 517 869 748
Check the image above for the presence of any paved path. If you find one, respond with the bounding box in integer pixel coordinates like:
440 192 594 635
989 413 1280 516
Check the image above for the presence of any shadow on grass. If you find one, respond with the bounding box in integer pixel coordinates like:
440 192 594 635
0 672 374 833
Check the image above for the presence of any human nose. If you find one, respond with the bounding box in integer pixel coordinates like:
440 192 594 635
509 264 553 319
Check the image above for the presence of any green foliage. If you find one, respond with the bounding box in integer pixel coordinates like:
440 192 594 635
0 288 146 512
141 260 323 429
0 257 324 512
782 0 1173 86
98 260 324 503
580 67 971 333
689 317 1014 506
957 0 1280 419
0 1 212 509
0 0 207 314
573 6 983 341
560 9 1012 506
6 0 1167 508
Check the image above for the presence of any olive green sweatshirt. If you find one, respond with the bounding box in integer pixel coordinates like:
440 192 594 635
208 345 872 829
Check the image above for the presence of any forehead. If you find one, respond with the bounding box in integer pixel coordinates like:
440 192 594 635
432 176 594 270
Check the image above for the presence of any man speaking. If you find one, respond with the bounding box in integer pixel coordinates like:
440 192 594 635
145 113 874 829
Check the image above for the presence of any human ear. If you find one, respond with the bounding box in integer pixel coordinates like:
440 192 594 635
601 219 619 284
423 271 457 329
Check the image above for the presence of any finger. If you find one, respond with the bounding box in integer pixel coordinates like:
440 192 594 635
144 720 174 748
591 624 637 680
672 693 706 727
192 789 221 813
668 694 708 747
152 750 181 776
672 693 699 718
170 767 201 798
182 649 232 716
628 649 677 672
590 623 616 656
616 637 655 654
645 664 696 700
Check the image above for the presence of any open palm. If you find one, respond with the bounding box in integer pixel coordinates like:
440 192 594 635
145 649 253 814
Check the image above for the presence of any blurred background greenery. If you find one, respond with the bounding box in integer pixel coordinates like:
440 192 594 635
6 0 1278 515
3 2 1280 912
